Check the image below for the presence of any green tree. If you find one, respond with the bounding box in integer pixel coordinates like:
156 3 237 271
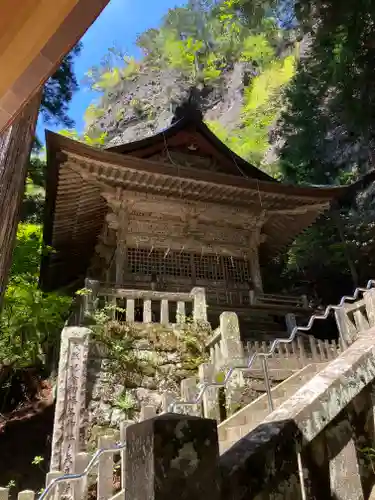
279 1 375 183
1 224 71 369
40 43 82 127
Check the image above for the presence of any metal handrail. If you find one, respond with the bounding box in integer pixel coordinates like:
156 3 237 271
169 279 375 413
39 442 124 500
39 281 375 500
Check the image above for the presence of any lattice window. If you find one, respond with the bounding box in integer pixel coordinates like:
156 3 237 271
194 254 225 281
127 247 251 283
128 248 164 275
223 256 251 283
127 248 192 277
161 251 192 277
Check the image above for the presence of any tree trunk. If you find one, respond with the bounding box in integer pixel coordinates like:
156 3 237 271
0 94 41 307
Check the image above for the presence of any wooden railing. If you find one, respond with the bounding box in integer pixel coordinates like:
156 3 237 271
82 279 207 325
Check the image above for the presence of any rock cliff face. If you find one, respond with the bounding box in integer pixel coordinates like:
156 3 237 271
91 62 254 148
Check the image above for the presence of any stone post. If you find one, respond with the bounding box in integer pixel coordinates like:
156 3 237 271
0 489 8 500
176 301 186 323
126 298 135 322
18 492 35 500
364 288 375 327
199 363 220 421
140 404 157 421
45 470 64 500
219 312 245 416
334 307 356 347
285 313 297 335
50 327 91 473
124 414 220 500
160 299 169 325
143 299 152 323
83 278 100 317
161 392 175 413
220 312 244 362
353 309 369 333
97 435 115 500
181 377 201 416
191 287 207 323
297 335 306 365
74 452 90 500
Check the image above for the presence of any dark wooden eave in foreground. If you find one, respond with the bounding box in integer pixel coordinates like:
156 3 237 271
40 121 350 292
0 0 110 133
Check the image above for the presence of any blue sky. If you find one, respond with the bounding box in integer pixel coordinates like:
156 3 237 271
37 0 186 138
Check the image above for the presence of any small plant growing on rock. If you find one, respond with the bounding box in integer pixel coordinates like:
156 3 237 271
6 479 16 490
32 455 46 474
113 391 137 419
359 447 375 473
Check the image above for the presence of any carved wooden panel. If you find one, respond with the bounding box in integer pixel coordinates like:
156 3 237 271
148 149 227 174
103 189 260 226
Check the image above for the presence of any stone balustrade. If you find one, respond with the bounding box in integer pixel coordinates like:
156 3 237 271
245 335 343 369
206 312 245 371
83 278 207 324
334 288 375 346
205 311 341 374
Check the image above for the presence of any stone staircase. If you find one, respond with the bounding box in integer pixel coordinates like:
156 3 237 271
218 363 324 453
47 281 375 493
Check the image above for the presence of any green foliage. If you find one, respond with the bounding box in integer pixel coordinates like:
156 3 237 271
10 224 43 278
279 0 375 183
163 33 202 76
59 128 108 147
6 480 16 490
32 456 45 467
84 104 105 127
40 43 82 128
207 53 295 171
235 55 295 165
240 34 275 64
262 0 375 299
114 391 137 418
0 224 71 370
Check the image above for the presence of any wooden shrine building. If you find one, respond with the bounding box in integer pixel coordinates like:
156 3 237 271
40 105 349 323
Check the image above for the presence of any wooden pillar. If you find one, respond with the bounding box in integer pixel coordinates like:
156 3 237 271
115 203 128 286
247 211 267 294
249 245 263 293
0 93 40 307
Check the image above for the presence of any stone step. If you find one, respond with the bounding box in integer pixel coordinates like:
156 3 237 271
241 357 308 372
242 368 297 380
217 363 325 451
220 440 237 454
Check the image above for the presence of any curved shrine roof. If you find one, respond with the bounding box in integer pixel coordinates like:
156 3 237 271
39 111 351 291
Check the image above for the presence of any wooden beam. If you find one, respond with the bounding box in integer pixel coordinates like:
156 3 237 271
267 202 330 216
